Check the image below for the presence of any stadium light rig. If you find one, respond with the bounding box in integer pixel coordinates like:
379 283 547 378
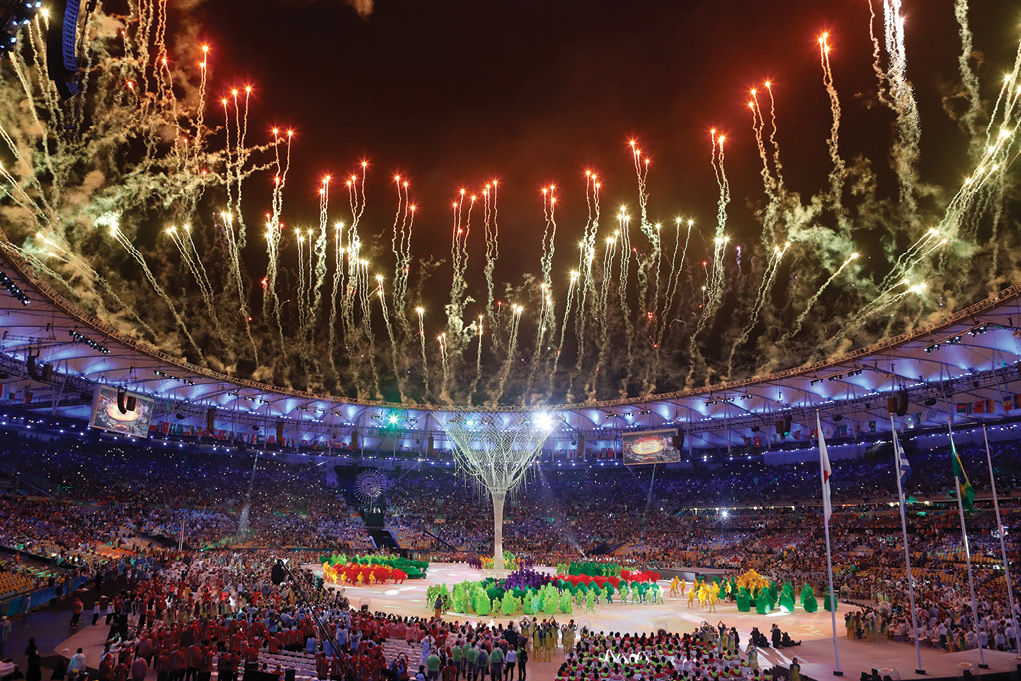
0 0 43 58
68 329 110 354
0 270 30 305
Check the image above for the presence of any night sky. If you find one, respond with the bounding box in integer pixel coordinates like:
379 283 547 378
182 0 1014 284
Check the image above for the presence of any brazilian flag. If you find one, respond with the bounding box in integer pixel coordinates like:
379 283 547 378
950 440 975 511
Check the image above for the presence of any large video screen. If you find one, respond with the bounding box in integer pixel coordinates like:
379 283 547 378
89 386 154 438
622 429 680 465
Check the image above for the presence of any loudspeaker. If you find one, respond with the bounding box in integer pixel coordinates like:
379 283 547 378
783 415 792 433
41 364 53 382
751 425 760 433
207 407 216 433
276 421 284 443
26 354 40 381
125 395 136 412
351 429 359 450
923 397 937 407
577 433 585 457
45 0 84 100
897 390 908 416
117 389 128 414
887 396 898 414
775 420 785 435
427 434 434 454
671 432 684 450
252 424 260 431
833 414 843 422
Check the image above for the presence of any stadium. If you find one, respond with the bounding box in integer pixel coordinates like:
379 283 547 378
0 2 1019 681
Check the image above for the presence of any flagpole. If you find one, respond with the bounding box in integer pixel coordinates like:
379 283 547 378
947 420 987 668
817 411 842 676
982 424 1020 655
890 415 925 674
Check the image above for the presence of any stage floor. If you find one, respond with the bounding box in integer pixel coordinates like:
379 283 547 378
311 562 1020 680
51 564 1019 681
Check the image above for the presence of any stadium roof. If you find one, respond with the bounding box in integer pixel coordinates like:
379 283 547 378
3 240 1021 451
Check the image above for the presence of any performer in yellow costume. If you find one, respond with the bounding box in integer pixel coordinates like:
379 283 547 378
697 583 709 609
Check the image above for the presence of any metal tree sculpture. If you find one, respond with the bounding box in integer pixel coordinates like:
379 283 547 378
355 470 391 503
444 412 555 570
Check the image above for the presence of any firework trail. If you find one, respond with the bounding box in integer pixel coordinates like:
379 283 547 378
727 241 789 376
309 177 331 334
619 222 638 397
220 211 259 361
695 130 730 337
570 172 600 388
628 143 658 322
883 0 922 213
232 86 254 243
197 46 209 141
866 0 891 107
100 214 202 356
586 229 620 401
739 85 789 364
629 140 652 234
658 218 692 338
954 0 982 145
469 315 484 403
549 270 578 395
483 181 500 325
787 252 858 338
598 233 617 333
221 98 235 218
396 194 416 330
376 276 406 402
438 332 450 403
357 259 382 399
539 185 559 346
389 175 405 287
764 82 787 192
391 176 414 335
216 102 257 358
646 218 689 392
343 164 368 334
327 221 344 375
749 89 776 201
491 304 523 406
747 95 780 249
819 33 847 215
0 155 46 219
983 75 1013 153
7 59 57 215
295 230 308 333
851 280 927 328
166 225 219 328
30 233 158 339
264 129 292 348
880 228 939 290
447 190 473 340
180 227 216 324
416 307 430 398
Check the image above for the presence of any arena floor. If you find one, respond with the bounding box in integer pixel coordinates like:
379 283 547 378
51 564 1019 681
311 562 1020 680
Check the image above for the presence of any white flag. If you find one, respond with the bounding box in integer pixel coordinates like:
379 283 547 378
817 412 832 523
